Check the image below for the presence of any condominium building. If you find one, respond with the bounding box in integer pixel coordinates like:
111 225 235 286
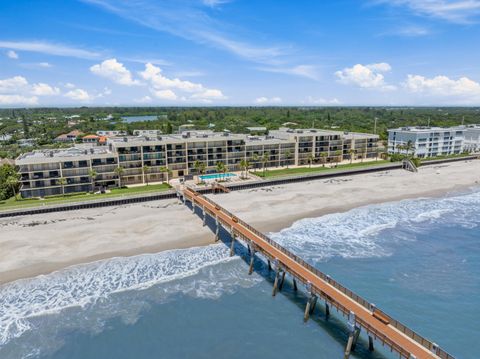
16 128 379 198
463 124 480 153
387 126 465 158
16 146 119 198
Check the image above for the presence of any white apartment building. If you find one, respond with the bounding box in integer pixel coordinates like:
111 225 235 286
463 124 480 153
387 126 465 158
16 128 379 198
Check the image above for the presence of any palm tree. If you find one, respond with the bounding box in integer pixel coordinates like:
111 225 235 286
319 152 327 167
262 152 269 177
58 177 67 196
405 140 415 158
239 159 250 179
348 149 356 164
334 150 342 167
142 165 151 185
159 166 171 183
361 148 367 162
193 160 201 175
6 175 20 201
239 159 246 179
284 150 292 169
88 169 97 193
221 162 227 180
251 153 259 173
114 166 124 188
216 161 226 180
199 162 206 176
307 153 315 168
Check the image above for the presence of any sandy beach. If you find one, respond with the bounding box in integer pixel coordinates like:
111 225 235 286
1 159 479 284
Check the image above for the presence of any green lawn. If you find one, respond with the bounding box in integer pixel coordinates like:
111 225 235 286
253 160 390 178
421 153 474 162
0 183 172 211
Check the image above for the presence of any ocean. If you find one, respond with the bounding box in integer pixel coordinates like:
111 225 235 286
1 189 479 359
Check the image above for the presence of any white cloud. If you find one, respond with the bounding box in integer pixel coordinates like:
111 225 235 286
375 0 480 23
393 25 430 37
140 63 203 92
0 40 101 59
152 89 177 100
6 50 18 59
0 75 61 106
38 62 52 68
0 94 38 105
254 96 282 104
31 83 60 96
135 95 152 103
202 0 231 7
64 83 76 89
64 89 93 101
304 96 341 105
335 63 396 90
0 76 29 93
81 0 287 65
90 58 140 85
258 65 319 80
191 89 226 99
403 74 480 99
140 62 225 102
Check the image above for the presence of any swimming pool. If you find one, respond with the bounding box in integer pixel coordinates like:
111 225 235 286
199 173 236 180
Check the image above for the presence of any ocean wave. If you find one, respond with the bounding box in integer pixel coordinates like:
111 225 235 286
0 244 255 349
270 189 480 262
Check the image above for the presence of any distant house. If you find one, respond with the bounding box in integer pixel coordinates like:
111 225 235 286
133 129 162 136
82 134 100 143
96 130 127 137
0 134 12 142
98 136 108 145
18 138 36 147
0 158 14 166
54 130 84 143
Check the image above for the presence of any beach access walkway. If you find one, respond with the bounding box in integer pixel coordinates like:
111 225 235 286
181 186 455 359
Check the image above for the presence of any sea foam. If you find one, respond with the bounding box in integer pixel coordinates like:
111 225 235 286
270 189 480 262
0 244 246 348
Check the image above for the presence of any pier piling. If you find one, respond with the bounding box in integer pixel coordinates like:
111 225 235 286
278 271 286 291
248 249 256 275
272 270 280 296
230 231 236 256
182 186 453 359
368 335 374 351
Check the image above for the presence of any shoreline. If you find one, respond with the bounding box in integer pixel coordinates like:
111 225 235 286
1 160 479 285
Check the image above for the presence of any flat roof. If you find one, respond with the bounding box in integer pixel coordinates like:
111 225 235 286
16 145 113 164
388 126 465 133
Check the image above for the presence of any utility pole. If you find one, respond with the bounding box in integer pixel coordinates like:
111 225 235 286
373 117 378 134
427 117 430 127
462 116 465 126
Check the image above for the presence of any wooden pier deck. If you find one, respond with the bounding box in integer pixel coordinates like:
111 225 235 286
182 186 455 359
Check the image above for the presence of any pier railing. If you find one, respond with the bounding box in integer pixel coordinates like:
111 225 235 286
198 192 455 359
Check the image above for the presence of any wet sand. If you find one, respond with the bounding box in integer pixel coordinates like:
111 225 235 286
1 159 479 284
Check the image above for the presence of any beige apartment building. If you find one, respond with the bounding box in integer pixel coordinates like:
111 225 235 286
16 128 379 198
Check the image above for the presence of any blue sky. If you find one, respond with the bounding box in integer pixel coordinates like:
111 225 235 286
1 0 480 107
